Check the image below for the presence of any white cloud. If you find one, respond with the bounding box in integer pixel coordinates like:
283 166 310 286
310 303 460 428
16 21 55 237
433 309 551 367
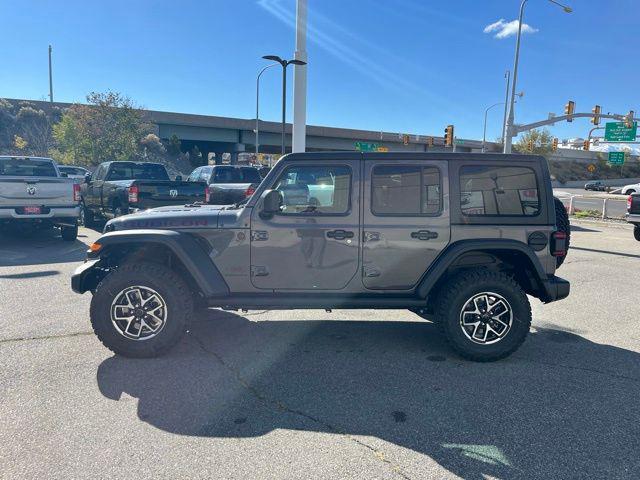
483 19 538 39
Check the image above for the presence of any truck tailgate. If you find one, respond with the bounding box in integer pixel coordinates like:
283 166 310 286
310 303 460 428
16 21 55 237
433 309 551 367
136 181 206 208
0 177 77 206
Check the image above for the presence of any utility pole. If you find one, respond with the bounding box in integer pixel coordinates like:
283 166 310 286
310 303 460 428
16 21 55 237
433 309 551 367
292 0 308 153
48 45 54 103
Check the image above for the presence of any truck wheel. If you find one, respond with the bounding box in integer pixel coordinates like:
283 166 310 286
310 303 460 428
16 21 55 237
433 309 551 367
61 225 78 241
634 226 640 242
554 196 571 268
435 269 531 362
90 262 193 358
80 201 95 227
112 202 125 218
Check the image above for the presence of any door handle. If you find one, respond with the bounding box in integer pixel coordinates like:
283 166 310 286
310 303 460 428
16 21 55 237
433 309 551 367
411 230 438 241
327 229 354 240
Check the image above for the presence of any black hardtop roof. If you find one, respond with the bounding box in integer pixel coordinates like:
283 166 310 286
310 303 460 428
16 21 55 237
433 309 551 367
282 152 545 163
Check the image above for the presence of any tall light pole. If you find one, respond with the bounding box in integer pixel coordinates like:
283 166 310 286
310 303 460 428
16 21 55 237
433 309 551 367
262 55 307 155
255 63 278 155
501 70 510 144
48 45 53 103
483 102 505 153
503 0 572 154
292 0 308 153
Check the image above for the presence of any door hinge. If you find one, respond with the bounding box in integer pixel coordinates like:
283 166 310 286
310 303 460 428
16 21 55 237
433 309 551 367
251 230 269 241
251 265 269 277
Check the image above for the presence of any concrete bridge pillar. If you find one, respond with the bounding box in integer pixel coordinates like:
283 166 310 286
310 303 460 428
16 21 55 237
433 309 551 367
229 152 239 165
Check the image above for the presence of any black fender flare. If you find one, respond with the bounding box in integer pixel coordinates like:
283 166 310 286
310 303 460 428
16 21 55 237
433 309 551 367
72 229 229 297
415 239 559 302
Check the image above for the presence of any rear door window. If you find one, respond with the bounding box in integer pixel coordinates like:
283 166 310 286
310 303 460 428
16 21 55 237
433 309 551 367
371 165 441 216
459 165 540 216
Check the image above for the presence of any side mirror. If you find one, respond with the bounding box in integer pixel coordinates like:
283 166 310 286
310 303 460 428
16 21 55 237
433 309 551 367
84 173 92 184
260 189 282 218
175 175 183 182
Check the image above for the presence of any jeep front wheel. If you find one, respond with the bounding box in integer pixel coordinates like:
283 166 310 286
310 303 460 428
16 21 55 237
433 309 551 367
435 269 531 362
90 262 193 358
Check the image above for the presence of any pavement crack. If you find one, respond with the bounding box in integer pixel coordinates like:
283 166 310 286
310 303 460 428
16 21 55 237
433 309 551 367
193 337 413 480
0 331 93 344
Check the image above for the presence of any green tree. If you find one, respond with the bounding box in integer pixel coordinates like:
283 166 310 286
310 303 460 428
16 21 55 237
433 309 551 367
52 91 151 166
514 128 554 156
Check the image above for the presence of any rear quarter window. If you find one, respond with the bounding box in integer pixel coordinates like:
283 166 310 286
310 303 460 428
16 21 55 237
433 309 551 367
459 165 540 216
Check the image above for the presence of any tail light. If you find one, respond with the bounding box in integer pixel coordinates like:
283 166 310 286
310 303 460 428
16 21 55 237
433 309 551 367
551 230 567 257
128 185 139 204
205 186 211 203
628 195 633 211
73 183 81 202
245 186 256 197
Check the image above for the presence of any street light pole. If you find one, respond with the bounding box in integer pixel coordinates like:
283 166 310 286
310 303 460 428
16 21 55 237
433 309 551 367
262 55 307 156
501 70 510 144
483 102 505 153
503 0 572 154
48 45 53 103
255 63 278 155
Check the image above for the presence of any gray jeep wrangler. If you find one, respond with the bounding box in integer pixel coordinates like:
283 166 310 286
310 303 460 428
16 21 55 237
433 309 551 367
72 153 570 361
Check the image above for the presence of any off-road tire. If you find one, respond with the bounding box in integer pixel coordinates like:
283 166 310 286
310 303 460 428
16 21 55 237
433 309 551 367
554 196 571 268
61 225 78 241
634 225 640 242
90 262 193 358
435 269 531 362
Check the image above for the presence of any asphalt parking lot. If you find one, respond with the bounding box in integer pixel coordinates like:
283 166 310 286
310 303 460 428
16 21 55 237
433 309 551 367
1 222 639 479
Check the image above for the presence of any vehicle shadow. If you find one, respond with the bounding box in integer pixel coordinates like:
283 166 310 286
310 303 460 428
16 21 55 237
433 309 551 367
96 310 640 479
0 227 88 267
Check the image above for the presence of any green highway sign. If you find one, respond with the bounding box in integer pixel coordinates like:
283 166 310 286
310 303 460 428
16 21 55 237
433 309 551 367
607 151 626 165
354 141 380 152
604 122 637 142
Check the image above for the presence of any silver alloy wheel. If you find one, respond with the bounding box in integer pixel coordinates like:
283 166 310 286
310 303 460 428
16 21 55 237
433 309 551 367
459 292 513 345
110 286 168 340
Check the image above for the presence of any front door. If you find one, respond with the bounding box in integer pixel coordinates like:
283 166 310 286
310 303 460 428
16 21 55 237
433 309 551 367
250 161 360 290
362 158 450 290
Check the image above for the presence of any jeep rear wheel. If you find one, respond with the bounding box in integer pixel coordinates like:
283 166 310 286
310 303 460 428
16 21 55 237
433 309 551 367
435 269 531 362
90 262 193 358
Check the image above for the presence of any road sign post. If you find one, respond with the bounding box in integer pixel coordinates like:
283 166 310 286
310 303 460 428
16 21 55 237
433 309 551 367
607 151 625 166
604 122 637 142
354 142 381 152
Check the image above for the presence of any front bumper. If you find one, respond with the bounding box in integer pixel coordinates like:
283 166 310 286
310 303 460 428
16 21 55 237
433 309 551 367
71 259 101 294
541 275 570 303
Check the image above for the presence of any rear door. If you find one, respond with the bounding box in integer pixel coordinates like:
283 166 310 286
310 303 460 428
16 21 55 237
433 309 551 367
250 160 360 290
362 157 450 290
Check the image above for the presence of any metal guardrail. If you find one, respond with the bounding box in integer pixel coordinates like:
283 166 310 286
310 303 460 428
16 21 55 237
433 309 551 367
557 193 628 220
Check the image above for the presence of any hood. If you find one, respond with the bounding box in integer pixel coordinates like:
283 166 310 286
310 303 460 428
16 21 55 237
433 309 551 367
104 204 226 232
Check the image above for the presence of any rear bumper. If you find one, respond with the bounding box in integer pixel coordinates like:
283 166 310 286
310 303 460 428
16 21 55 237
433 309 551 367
626 213 640 224
0 205 80 222
541 275 570 303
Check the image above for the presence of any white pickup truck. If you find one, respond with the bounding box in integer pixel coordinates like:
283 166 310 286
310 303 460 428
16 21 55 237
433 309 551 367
0 156 81 240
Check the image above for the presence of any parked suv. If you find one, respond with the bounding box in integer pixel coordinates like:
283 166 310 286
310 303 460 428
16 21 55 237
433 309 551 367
72 153 570 361
187 165 262 204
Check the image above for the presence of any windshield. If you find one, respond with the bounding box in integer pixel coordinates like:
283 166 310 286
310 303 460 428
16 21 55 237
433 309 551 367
0 158 58 177
240 167 261 183
107 163 169 181
212 167 242 183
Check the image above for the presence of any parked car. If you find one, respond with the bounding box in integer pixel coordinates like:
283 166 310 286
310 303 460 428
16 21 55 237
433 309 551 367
584 181 607 191
72 152 570 362
79 161 206 227
58 165 90 180
0 156 80 240
626 193 640 241
620 182 640 195
187 165 262 204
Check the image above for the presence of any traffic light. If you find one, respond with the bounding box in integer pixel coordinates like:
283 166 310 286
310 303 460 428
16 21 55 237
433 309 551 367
625 110 635 128
564 100 575 122
427 136 434 148
583 140 590 151
591 105 601 125
402 134 409 145
527 138 534 151
444 125 454 147
552 138 558 152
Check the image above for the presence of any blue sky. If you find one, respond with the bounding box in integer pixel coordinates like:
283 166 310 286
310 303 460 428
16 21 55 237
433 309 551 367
1 0 638 142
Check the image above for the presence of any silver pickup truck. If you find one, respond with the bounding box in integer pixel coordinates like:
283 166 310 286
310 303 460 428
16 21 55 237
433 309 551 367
0 156 80 240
